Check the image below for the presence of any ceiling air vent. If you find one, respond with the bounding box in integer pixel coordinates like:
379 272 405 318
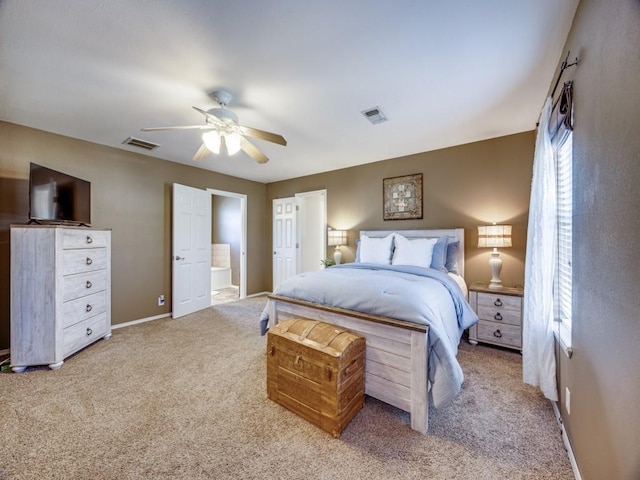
361 106 387 125
122 136 160 151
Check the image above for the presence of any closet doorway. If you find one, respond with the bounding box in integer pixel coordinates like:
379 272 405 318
272 189 326 288
207 188 247 305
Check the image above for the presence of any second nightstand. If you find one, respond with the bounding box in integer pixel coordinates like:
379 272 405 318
468 282 524 351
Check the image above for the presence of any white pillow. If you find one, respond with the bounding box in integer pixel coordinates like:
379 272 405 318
392 235 437 268
359 234 395 264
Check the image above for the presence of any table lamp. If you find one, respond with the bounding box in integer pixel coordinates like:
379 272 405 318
327 228 347 265
478 224 512 289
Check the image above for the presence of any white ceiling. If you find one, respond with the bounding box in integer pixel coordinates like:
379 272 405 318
0 0 579 184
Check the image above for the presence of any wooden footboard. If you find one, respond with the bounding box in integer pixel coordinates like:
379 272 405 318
268 294 430 434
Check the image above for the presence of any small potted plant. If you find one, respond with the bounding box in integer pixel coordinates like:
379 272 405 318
321 258 335 268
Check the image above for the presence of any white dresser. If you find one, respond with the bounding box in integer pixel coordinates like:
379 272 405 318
10 225 111 372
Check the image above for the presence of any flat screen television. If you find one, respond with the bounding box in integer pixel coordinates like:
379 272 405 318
29 163 91 225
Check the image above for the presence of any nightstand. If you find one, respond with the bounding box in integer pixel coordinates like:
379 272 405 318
468 282 524 351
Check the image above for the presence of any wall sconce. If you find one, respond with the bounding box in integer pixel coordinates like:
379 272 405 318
478 224 512 289
327 228 347 265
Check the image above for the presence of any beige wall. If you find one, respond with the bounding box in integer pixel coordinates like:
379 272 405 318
266 131 535 290
0 121 268 350
552 1 640 479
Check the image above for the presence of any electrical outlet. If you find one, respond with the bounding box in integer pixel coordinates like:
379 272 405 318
565 387 571 415
158 295 165 306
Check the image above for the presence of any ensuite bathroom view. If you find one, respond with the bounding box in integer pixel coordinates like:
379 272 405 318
210 194 242 306
210 243 239 305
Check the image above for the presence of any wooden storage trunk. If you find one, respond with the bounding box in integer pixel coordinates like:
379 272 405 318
267 318 365 437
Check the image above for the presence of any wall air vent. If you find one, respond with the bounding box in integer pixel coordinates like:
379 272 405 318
361 106 387 125
122 136 160 151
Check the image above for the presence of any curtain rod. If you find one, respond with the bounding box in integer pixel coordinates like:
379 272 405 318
550 51 579 98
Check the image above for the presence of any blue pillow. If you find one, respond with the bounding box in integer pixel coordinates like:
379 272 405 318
445 240 460 274
429 236 449 272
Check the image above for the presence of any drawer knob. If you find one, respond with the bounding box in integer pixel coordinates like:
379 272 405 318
86 257 93 265
86 280 92 289
86 304 93 313
269 345 275 356
493 329 503 338
86 236 93 244
494 312 503 321
494 298 503 307
86 327 93 336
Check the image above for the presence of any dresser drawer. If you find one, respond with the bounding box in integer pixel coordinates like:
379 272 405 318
62 270 108 302
62 248 107 275
62 229 109 249
63 313 108 357
62 291 108 328
476 320 522 348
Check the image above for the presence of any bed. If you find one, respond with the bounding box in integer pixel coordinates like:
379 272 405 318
261 228 477 434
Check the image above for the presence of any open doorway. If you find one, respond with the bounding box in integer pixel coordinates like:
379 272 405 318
208 188 247 305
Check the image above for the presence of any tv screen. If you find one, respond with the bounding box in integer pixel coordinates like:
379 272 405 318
29 163 91 225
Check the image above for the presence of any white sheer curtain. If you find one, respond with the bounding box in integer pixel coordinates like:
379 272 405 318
523 96 558 401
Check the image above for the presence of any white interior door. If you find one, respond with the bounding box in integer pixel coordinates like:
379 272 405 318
296 190 327 273
172 183 211 318
273 197 297 288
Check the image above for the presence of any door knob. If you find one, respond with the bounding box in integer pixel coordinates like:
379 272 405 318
175 256 185 261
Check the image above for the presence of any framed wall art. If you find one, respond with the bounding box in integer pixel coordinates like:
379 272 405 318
383 173 423 220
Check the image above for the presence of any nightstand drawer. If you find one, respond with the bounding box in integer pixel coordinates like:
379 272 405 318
477 293 521 311
476 321 522 349
477 305 521 326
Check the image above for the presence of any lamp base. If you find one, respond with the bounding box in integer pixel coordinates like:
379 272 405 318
333 247 342 265
488 250 503 289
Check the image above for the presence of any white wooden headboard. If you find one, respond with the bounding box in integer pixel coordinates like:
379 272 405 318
359 228 465 277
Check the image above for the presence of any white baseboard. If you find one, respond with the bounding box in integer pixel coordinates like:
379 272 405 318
552 401 582 480
246 291 270 298
111 313 171 330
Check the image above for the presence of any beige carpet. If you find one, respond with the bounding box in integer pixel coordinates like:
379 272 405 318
1 297 573 480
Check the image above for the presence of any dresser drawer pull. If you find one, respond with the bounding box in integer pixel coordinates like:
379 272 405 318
86 304 93 313
86 327 93 336
494 298 503 307
86 257 93 265
86 235 93 244
494 312 503 321
493 329 502 338
86 280 92 289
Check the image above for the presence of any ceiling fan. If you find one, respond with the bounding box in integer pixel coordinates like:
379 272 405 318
141 90 286 164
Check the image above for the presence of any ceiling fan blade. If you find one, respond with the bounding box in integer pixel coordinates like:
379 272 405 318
238 125 287 146
240 136 269 164
192 143 209 162
141 125 216 131
192 106 225 126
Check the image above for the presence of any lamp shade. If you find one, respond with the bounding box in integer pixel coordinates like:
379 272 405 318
202 131 221 154
478 224 512 248
224 133 242 155
327 229 347 247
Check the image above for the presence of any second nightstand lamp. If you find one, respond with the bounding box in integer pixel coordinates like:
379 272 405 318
327 228 347 265
478 223 512 289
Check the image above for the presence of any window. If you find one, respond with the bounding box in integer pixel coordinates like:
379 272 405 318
553 131 573 352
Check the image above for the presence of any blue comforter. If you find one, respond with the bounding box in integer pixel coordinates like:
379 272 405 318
260 263 478 408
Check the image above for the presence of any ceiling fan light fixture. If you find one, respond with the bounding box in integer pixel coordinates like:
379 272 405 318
224 133 242 155
202 130 221 154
